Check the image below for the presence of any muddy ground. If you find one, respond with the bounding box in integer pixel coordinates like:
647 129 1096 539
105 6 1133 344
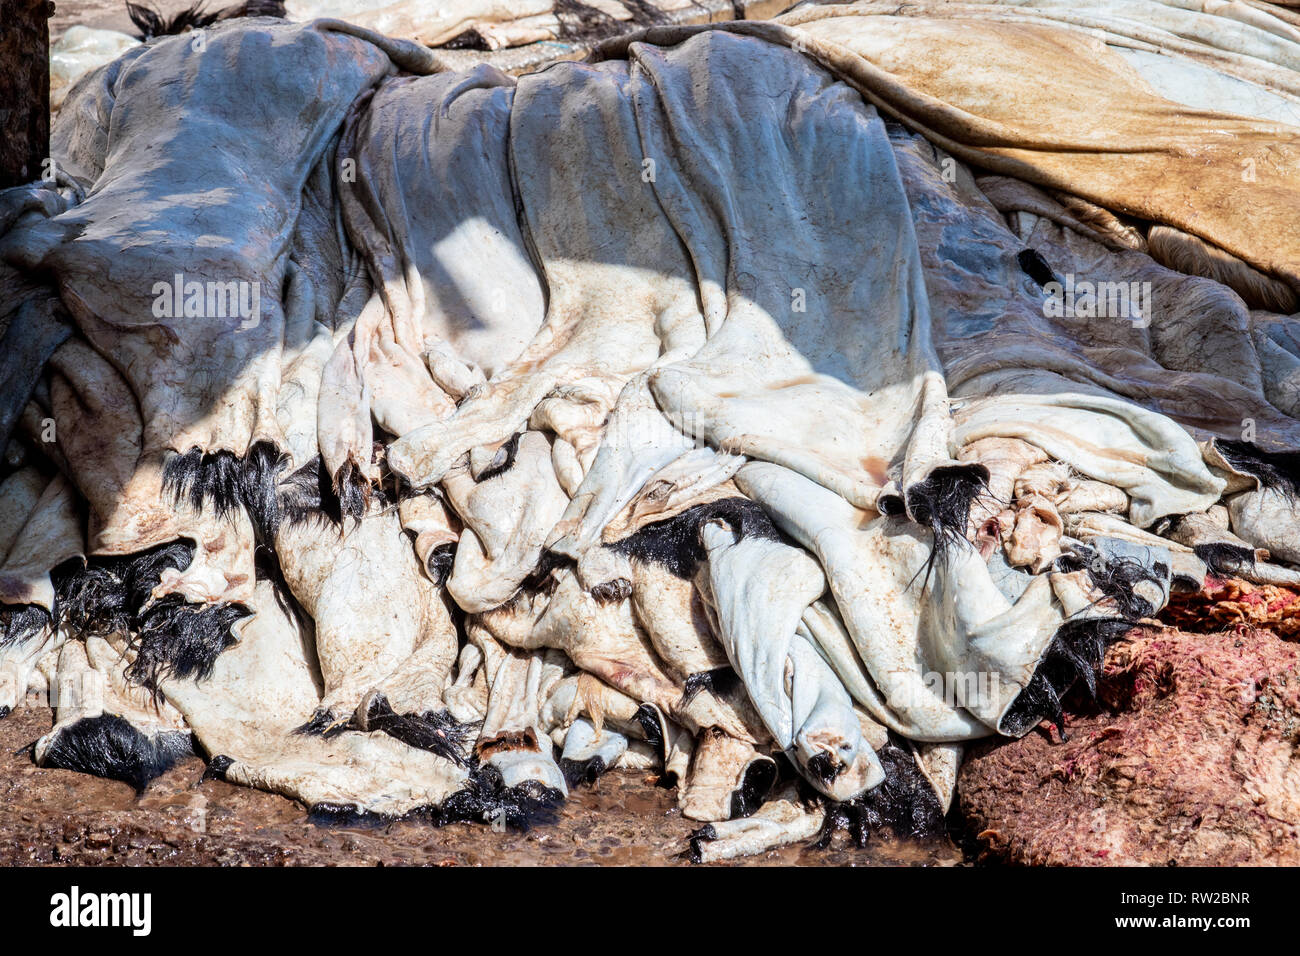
0 707 963 866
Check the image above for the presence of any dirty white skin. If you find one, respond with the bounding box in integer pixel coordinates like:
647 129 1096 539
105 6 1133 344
0 629 60 714
628 555 731 682
738 463 995 740
915 741 963 815
468 631 569 795
539 668 679 780
0 614 64 716
164 581 469 814
0 467 47 564
284 0 707 50
322 63 546 494
275 502 457 727
559 717 627 772
388 52 703 493
678 729 778 823
8 3 1300 858
389 31 970 521
688 783 827 864
441 430 569 613
521 566 686 723
1213 443 1300 565
0 474 83 612
8 24 402 476
697 517 883 800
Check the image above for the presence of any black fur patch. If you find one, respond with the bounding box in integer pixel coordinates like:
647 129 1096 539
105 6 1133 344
560 755 607 789
37 714 193 793
127 0 219 37
126 597 249 695
687 823 718 863
474 432 520 483
1000 617 1133 739
904 464 991 585
163 441 287 542
304 765 564 833
332 459 371 523
519 549 566 597
1056 544 1166 619
610 497 783 579
204 753 234 780
1215 439 1300 500
163 447 243 520
48 541 245 695
357 693 475 767
729 758 776 820
307 803 396 828
433 763 564 832
814 732 945 848
1017 248 1058 289
552 0 619 41
633 703 666 761
619 0 668 25
439 27 489 50
589 577 632 603
55 542 193 640
681 666 739 707
0 603 51 647
293 708 340 737
0 705 10 720
241 441 287 541
805 750 844 786
1194 542 1257 576
426 543 456 586
278 456 341 528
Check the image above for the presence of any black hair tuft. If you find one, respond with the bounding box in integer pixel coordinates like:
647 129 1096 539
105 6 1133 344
474 432 521 483
125 597 249 696
356 693 475 767
610 497 783 579
37 714 193 793
432 763 564 831
0 603 51 647
332 459 371 523
560 755 608 789
813 732 944 849
905 464 992 587
1194 541 1257 576
728 758 777 820
426 543 457 586
1017 248 1059 289
1000 617 1133 739
1215 439 1300 500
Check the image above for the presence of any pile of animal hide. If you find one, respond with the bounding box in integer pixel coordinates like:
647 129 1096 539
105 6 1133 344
5 0 1300 861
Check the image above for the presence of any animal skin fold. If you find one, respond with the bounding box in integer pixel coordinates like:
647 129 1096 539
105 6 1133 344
164 581 469 813
7 0 1300 856
275 501 454 725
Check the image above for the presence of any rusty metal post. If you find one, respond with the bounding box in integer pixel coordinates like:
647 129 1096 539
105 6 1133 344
0 0 56 188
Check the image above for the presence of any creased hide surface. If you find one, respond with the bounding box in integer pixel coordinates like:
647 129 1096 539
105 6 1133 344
4 0 1300 860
